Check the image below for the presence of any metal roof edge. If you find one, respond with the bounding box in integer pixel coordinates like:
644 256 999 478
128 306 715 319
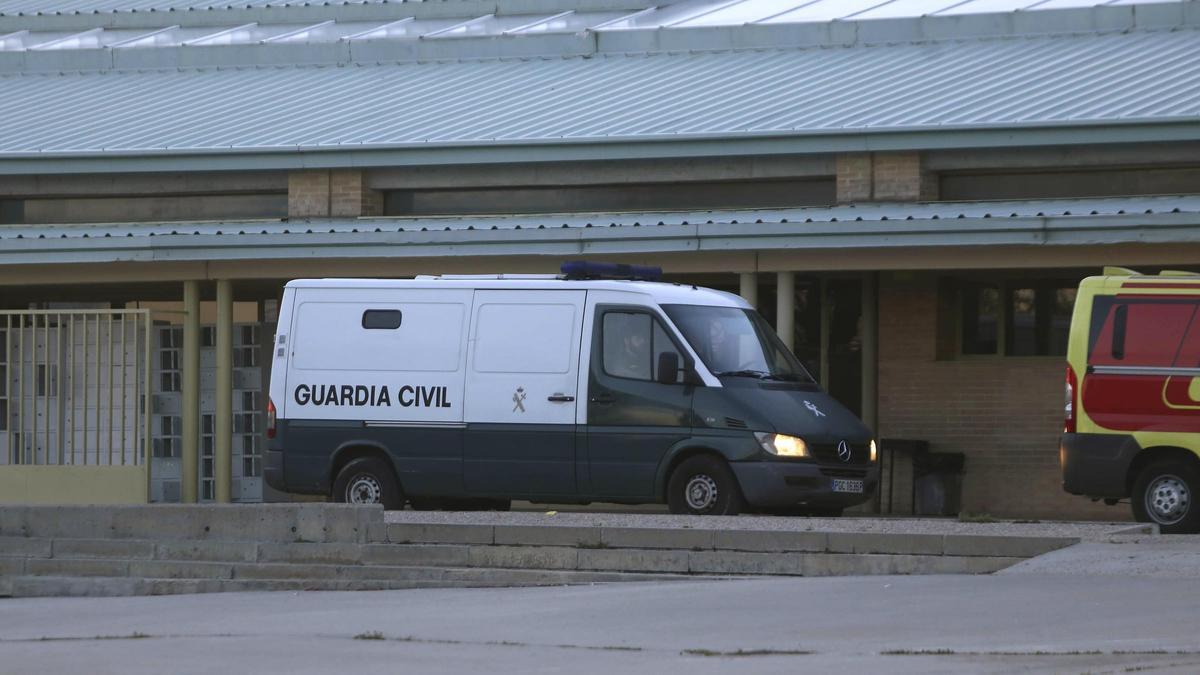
2 119 1198 175
2 3 1196 75
1 198 1198 266
0 0 648 31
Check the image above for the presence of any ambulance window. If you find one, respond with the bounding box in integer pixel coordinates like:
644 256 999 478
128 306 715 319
362 309 402 329
1089 300 1197 367
1175 313 1200 367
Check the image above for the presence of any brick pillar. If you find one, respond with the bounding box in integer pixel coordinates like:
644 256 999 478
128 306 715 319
288 169 382 218
288 170 331 218
331 169 383 217
836 154 873 203
836 152 937 203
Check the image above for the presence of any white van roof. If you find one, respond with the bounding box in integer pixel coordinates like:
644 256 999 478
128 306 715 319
284 277 749 308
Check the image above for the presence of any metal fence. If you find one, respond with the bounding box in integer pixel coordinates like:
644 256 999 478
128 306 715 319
0 310 152 473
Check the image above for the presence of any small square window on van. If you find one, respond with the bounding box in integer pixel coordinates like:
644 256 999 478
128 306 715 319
362 309 402 330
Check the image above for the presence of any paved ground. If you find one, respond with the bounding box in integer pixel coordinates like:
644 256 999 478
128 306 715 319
1003 535 1200 577
3 572 1199 674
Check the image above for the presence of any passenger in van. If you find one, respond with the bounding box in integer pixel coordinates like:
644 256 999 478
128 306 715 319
612 318 652 379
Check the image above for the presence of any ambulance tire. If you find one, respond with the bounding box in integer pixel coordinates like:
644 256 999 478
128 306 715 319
1132 459 1200 534
332 457 405 511
667 455 744 516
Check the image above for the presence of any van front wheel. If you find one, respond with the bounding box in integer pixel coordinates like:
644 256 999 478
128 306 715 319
332 457 405 510
1132 459 1200 534
667 456 744 516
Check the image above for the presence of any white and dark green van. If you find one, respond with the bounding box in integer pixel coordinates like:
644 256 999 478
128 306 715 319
265 264 877 515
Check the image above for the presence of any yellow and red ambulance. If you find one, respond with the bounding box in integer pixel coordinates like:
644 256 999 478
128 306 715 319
1062 267 1200 533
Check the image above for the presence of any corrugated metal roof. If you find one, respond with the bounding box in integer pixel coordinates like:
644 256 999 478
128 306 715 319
2 195 1197 266
0 0 1168 19
0 26 1197 160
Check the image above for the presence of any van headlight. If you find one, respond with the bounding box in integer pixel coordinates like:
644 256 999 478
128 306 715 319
755 432 809 458
870 439 877 462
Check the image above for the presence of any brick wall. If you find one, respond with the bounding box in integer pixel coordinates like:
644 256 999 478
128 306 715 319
877 275 1122 520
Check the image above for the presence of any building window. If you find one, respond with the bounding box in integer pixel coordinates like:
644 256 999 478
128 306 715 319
954 280 1077 357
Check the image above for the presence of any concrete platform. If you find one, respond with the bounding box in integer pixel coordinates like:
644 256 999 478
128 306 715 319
0 504 1137 598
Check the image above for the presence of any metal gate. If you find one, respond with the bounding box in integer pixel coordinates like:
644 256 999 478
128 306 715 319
0 310 152 503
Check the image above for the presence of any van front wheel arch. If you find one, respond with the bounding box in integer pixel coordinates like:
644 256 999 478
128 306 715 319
332 456 405 510
667 455 744 516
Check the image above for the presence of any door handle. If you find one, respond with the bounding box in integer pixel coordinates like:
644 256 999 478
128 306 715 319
589 394 615 405
547 394 575 403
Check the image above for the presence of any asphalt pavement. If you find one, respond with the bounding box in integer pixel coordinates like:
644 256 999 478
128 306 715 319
2 573 1199 674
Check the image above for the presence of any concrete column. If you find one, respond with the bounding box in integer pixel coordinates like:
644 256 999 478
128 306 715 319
738 272 758 309
181 281 200 504
861 273 878 436
776 272 795 351
215 279 233 503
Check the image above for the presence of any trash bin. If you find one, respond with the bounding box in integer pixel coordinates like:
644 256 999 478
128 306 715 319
912 452 965 517
880 439 929 515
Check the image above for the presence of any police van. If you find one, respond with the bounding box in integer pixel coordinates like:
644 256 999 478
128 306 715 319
265 263 877 515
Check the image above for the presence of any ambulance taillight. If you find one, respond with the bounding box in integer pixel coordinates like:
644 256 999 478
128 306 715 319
267 398 277 439
1064 366 1077 434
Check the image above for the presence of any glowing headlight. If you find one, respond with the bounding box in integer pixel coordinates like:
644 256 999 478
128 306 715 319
755 432 809 458
870 440 878 462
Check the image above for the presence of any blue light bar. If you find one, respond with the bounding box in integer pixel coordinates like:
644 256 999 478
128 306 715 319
561 261 663 281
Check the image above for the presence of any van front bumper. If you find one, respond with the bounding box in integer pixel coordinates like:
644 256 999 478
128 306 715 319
731 461 878 508
1061 432 1140 499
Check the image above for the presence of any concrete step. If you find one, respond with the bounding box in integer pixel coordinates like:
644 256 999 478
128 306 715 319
0 504 384 544
8 547 1021 583
10 555 705 585
386 522 1078 559
1 566 701 598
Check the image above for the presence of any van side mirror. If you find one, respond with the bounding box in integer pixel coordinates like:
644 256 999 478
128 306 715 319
656 352 680 385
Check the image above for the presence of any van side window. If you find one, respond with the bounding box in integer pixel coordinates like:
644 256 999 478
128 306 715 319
361 309 402 330
601 312 683 383
1089 300 1197 367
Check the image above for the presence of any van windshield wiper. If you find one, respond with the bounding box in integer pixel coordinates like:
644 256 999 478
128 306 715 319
714 369 812 383
713 369 772 379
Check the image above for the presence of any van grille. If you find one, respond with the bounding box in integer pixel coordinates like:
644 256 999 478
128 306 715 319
724 417 748 429
810 442 871 466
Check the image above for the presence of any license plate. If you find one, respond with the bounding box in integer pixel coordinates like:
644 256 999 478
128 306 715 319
831 478 864 494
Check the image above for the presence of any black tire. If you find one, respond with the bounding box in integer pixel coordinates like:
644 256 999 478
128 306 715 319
1131 459 1200 534
667 455 744 516
332 457 404 510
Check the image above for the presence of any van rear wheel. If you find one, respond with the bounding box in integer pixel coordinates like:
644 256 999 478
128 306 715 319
332 457 405 510
1131 459 1200 534
667 456 743 516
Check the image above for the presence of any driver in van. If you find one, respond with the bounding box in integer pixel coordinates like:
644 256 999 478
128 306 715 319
707 318 738 373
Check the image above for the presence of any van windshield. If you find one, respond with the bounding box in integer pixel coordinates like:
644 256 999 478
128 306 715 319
662 305 815 383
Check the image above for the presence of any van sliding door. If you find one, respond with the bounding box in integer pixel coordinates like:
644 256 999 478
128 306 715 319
463 290 585 497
